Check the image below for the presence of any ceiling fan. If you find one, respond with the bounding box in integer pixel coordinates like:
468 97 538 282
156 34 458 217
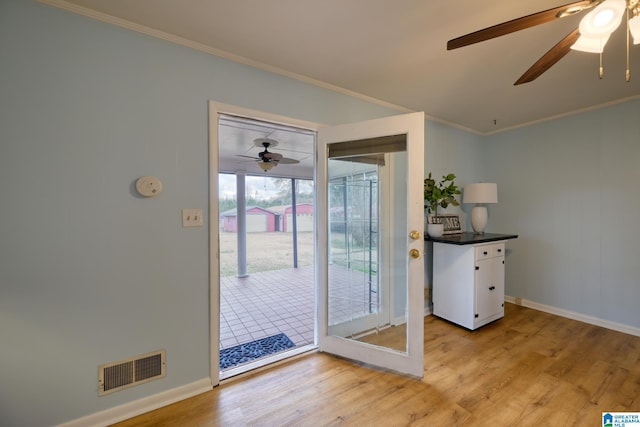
236 138 301 172
447 0 640 85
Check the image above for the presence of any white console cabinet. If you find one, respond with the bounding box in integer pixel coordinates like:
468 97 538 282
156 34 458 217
429 233 517 330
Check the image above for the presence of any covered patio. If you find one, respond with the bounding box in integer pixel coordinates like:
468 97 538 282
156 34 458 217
219 265 315 350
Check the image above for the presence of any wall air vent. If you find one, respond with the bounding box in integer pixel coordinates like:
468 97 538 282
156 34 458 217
98 350 166 396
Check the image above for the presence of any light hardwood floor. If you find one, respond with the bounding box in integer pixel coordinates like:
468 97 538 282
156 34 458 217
112 303 640 426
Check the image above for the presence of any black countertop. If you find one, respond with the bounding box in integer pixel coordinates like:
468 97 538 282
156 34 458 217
425 232 518 245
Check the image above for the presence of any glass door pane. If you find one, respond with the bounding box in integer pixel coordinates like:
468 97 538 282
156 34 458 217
327 158 404 351
317 112 425 377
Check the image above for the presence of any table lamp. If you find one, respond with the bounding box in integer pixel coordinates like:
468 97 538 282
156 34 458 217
463 183 498 234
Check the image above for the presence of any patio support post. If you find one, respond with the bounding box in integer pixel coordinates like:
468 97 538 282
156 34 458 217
291 178 298 268
236 173 248 278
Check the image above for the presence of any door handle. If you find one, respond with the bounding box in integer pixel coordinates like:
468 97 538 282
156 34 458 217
409 249 420 259
409 230 421 240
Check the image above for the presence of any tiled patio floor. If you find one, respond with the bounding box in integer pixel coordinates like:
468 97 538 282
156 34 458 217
220 265 315 351
220 262 380 358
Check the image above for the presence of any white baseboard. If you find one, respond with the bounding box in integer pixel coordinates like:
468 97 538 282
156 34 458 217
58 377 212 427
504 295 640 337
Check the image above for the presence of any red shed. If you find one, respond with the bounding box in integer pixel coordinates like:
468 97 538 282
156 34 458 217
269 203 314 232
220 206 280 232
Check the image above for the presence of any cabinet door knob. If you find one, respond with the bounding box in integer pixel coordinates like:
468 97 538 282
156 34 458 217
497 248 502 253
483 251 488 255
475 266 479 270
489 286 496 291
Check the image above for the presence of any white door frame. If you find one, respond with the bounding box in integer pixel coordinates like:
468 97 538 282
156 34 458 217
207 101 322 385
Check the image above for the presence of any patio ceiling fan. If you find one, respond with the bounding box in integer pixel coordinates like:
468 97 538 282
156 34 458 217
447 0 640 85
236 138 300 172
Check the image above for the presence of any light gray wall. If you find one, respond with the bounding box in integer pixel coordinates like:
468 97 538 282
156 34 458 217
7 0 637 425
422 121 484 297
425 120 485 225
482 100 640 328
0 1 476 425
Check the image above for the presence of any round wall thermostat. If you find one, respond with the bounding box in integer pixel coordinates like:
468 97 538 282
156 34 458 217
136 176 163 197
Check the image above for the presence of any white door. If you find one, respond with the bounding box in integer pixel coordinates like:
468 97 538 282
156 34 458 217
316 112 425 377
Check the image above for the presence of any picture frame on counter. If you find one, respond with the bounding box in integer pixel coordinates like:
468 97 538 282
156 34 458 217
429 214 462 235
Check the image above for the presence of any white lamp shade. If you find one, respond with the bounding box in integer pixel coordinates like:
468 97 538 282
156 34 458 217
463 183 498 204
630 15 640 45
579 0 625 38
571 33 611 53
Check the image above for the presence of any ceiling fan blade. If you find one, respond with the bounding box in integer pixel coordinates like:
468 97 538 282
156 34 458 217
275 158 300 165
447 1 596 50
262 151 283 161
236 155 259 160
514 27 580 85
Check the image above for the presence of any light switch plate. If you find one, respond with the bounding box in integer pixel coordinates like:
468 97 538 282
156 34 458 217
182 208 203 227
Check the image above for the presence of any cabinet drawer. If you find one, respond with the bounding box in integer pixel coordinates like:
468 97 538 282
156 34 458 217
475 245 492 260
475 243 505 260
492 242 505 257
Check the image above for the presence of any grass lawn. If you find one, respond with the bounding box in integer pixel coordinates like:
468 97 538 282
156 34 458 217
219 231 314 277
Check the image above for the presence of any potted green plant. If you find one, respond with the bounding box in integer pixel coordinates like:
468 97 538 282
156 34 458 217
424 172 461 237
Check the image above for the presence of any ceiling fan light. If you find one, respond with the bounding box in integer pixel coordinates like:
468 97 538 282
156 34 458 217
579 0 625 37
629 15 640 44
258 161 275 172
594 9 615 26
571 33 611 52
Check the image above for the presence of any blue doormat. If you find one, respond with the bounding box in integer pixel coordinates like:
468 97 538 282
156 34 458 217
220 333 295 370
